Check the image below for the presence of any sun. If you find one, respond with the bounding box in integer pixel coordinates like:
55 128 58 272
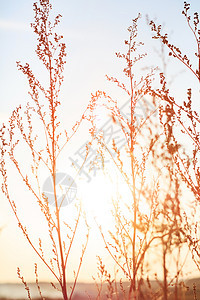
77 169 151 231
77 174 113 225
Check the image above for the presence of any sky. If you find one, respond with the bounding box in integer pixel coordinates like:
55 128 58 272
0 0 200 285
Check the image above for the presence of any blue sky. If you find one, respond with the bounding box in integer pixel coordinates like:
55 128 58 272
0 0 200 284
0 0 199 121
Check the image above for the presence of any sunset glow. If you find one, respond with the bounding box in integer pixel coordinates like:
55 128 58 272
0 1 200 300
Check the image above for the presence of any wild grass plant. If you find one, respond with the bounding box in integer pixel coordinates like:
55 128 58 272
0 1 200 300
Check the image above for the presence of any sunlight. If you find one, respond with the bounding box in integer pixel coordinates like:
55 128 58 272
78 174 113 226
1 0 200 298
